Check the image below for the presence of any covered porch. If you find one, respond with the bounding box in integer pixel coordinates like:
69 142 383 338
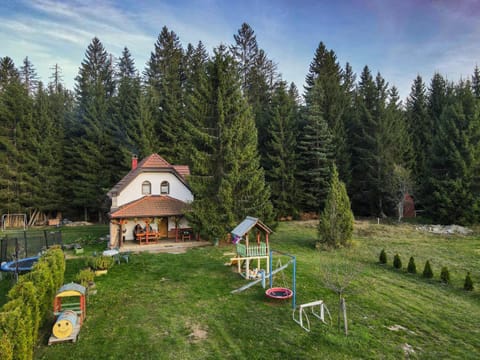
108 195 198 249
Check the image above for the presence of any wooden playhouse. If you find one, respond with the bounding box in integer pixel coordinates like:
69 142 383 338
230 216 272 279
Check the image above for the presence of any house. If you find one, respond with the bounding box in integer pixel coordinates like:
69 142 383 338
107 154 194 248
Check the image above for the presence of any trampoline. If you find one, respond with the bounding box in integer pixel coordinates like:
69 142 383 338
265 287 293 300
1 256 40 272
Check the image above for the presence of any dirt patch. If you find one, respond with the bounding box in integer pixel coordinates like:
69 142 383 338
186 322 208 343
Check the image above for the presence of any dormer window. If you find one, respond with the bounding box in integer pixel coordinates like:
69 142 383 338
142 181 151 195
160 181 170 194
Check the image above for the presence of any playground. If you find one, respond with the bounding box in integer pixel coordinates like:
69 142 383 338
19 220 479 359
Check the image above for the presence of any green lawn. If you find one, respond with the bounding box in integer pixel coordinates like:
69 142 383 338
4 221 480 359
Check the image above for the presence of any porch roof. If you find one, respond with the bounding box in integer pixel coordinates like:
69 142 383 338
110 195 189 219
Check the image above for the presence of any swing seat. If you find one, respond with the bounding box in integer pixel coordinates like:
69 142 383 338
265 287 293 300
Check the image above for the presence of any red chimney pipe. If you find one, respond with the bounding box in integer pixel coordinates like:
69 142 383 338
132 155 138 170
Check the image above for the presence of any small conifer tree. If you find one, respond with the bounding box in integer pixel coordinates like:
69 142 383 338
440 266 450 284
379 249 387 264
464 272 474 291
318 165 354 248
423 260 433 279
407 256 416 274
393 254 402 269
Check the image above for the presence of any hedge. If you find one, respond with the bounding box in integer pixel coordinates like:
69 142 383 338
0 247 65 360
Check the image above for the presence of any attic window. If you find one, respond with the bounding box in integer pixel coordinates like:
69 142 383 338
160 181 170 194
142 181 151 195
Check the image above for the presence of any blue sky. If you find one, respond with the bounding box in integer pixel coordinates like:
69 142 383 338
1 0 479 101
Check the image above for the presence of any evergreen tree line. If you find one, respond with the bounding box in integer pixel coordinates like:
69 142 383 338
1 23 479 232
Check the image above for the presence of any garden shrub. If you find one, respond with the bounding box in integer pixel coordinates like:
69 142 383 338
379 249 387 264
75 268 95 287
423 260 433 279
393 254 402 269
0 246 66 360
440 267 450 284
407 256 416 274
26 261 55 319
88 255 114 270
0 331 13 360
464 272 474 291
8 281 40 344
1 299 33 360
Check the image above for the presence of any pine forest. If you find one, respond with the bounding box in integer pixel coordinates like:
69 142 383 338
1 23 480 231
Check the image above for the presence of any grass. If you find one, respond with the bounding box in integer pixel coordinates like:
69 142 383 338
2 221 480 359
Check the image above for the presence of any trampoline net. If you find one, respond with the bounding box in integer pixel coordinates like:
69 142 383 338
0 230 62 262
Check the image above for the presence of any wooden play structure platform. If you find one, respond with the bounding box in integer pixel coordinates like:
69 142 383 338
230 216 272 279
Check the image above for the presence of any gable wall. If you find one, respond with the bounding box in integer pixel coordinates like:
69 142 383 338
116 172 193 207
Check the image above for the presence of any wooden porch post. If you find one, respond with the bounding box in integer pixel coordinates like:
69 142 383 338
145 219 150 243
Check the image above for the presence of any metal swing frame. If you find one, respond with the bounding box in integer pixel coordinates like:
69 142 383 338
292 299 332 332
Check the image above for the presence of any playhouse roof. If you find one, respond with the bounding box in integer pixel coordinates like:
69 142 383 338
110 195 189 219
231 216 272 238
56 282 86 297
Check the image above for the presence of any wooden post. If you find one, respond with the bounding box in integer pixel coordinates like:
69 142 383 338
341 297 348 336
144 219 148 243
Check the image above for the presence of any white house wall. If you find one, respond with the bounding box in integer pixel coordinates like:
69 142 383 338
116 172 193 207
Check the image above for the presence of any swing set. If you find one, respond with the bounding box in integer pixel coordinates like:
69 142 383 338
231 249 331 332
231 249 297 309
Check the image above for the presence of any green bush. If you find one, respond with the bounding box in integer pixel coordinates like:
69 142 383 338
407 256 416 274
1 299 33 360
75 268 96 287
440 267 450 284
0 331 13 360
88 255 115 270
0 246 66 360
423 260 433 279
8 281 40 345
464 272 474 291
393 254 402 269
379 249 387 264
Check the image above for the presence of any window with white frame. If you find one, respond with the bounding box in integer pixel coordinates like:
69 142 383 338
142 181 151 195
160 181 170 194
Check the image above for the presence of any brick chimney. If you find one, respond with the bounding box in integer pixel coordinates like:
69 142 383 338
131 155 138 170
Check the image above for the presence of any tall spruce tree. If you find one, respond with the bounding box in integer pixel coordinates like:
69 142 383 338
305 43 349 183
425 81 480 224
349 66 378 215
114 47 142 167
230 23 277 168
186 45 273 240
180 41 209 164
264 81 299 218
20 57 38 96
68 37 116 221
0 57 29 213
406 75 430 186
297 78 334 213
145 26 185 162
471 66 480 99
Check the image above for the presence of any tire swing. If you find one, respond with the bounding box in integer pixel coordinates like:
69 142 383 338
265 251 296 306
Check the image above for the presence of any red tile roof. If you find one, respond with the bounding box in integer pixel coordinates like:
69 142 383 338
107 154 190 197
173 165 190 178
139 153 171 168
110 195 189 218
